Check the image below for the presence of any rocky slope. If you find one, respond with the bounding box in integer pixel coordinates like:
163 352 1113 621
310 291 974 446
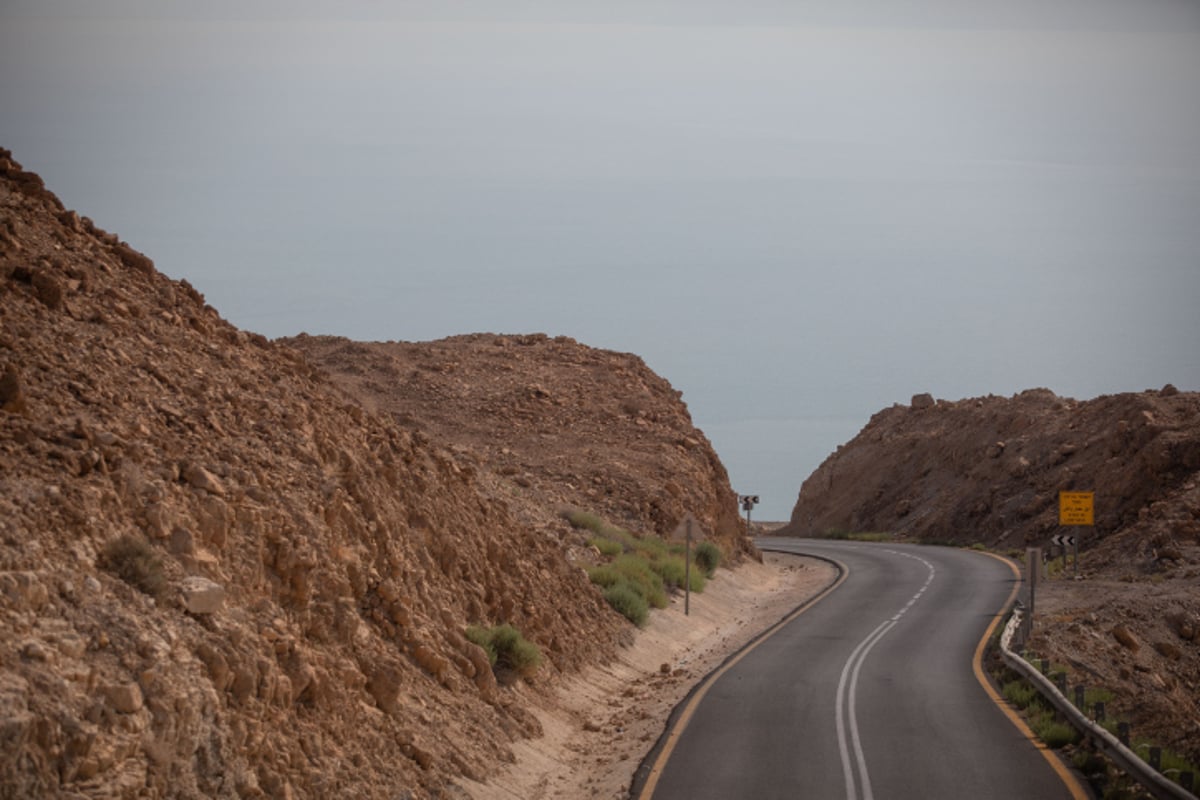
281 334 748 559
0 148 739 797
777 389 1200 763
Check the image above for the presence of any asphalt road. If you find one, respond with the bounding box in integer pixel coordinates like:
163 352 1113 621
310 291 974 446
633 538 1087 800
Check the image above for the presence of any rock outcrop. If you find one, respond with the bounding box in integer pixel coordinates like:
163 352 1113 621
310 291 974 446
781 388 1200 563
1 148 646 797
283 334 749 560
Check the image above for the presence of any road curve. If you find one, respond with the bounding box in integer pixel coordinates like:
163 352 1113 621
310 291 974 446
633 538 1088 800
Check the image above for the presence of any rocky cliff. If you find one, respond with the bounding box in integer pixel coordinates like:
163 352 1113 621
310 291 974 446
282 333 748 559
781 388 1200 564
0 149 742 797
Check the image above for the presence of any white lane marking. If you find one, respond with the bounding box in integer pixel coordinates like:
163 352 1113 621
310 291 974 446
835 550 937 800
836 620 891 800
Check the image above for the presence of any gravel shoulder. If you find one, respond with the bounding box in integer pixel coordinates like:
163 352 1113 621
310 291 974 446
462 552 837 799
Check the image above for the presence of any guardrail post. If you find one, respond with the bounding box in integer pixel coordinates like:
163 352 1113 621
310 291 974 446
1118 722 1130 746
1041 658 1049 675
1182 771 1194 791
1000 611 1200 800
1150 747 1161 771
1074 685 1085 709
1055 673 1067 693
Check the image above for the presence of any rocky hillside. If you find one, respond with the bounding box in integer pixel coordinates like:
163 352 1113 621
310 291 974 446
0 149 712 797
777 388 1200 763
780 388 1200 560
282 334 748 558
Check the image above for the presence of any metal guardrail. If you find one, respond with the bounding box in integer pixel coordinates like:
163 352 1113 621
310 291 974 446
1000 610 1198 800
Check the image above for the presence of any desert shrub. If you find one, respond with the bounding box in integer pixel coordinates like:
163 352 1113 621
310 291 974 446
576 509 717 624
1083 686 1114 707
563 508 607 534
694 541 721 576
631 535 669 560
604 583 649 627
586 563 621 588
101 534 166 598
589 537 623 557
1002 680 1038 709
612 554 668 608
1159 750 1200 785
849 532 892 542
465 624 541 677
563 509 634 543
650 555 688 589
1029 711 1079 749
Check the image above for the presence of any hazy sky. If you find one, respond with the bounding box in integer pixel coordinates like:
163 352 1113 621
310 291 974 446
3 1 1199 520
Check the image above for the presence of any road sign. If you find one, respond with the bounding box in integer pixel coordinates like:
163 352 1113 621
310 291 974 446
1059 491 1094 526
1051 534 1076 547
671 512 702 542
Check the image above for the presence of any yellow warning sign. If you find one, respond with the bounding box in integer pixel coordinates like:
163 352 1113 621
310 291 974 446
1059 491 1094 526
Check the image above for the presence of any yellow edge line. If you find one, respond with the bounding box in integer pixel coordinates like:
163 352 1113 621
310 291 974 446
973 550 1090 800
637 555 849 800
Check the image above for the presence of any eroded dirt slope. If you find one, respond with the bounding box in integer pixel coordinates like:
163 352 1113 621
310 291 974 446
777 389 1200 763
283 333 749 558
0 149 632 798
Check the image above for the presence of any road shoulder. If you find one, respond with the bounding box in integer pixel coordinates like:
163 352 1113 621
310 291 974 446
462 552 837 799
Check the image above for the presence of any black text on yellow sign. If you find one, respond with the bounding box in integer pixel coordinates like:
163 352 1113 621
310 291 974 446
1059 491 1094 526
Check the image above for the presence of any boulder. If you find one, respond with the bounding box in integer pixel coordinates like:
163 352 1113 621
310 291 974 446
911 393 935 409
1112 624 1140 652
181 463 225 496
0 364 27 413
103 682 144 714
179 576 225 615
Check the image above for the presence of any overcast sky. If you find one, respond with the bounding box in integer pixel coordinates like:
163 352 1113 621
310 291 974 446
3 1 1199 520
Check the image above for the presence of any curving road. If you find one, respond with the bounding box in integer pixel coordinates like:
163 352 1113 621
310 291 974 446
633 538 1087 800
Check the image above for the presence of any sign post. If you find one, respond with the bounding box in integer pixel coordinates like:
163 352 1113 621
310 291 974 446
1058 491 1094 578
1025 547 1041 642
672 512 703 617
739 494 759 538
685 516 692 617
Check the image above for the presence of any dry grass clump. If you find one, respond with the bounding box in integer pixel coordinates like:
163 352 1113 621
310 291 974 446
101 534 167 598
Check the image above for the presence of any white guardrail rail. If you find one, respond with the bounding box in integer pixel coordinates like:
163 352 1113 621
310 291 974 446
1000 610 1198 800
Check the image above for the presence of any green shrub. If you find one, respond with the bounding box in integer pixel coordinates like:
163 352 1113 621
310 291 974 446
465 624 541 678
575 508 717 623
587 563 621 588
589 537 623 557
1002 680 1038 709
604 583 649 626
632 535 670 560
650 555 688 589
101 534 166 598
612 554 668 608
563 508 607 534
694 541 721 576
1029 712 1079 749
1083 687 1114 707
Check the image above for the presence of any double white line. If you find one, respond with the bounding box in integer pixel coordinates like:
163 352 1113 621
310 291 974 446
835 551 936 800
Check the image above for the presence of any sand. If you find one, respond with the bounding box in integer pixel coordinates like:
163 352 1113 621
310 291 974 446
463 551 837 799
